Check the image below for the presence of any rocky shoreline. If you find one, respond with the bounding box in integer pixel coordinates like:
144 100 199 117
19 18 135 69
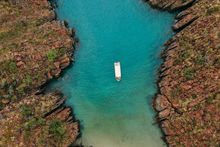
0 0 79 146
1 0 219 146
146 0 220 146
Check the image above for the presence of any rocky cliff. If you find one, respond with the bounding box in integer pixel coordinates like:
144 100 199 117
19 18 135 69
146 0 220 146
0 92 79 147
0 0 79 146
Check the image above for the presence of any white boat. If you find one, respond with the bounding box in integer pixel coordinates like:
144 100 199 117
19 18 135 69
114 61 121 81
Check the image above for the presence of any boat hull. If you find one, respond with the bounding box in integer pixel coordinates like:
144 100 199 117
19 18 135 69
114 62 121 81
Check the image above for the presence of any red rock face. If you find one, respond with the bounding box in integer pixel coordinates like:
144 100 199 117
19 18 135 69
147 0 196 11
147 0 220 146
0 0 74 104
172 13 198 31
0 92 79 147
0 0 80 146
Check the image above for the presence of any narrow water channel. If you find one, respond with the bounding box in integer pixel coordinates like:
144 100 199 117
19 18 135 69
49 0 174 146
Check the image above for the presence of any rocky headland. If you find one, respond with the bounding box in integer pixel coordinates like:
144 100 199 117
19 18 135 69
0 0 79 146
146 0 220 146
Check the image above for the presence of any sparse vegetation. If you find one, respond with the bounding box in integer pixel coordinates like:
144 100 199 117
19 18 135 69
47 50 58 62
23 75 32 86
16 83 26 95
0 93 78 146
24 117 46 137
183 67 196 80
214 58 220 67
171 86 182 98
0 1 78 146
0 0 73 107
180 50 191 60
0 21 27 42
49 120 66 140
206 6 220 15
58 47 67 56
217 32 220 39
150 0 220 146
20 105 33 118
195 54 206 65
1 60 17 73
191 94 197 99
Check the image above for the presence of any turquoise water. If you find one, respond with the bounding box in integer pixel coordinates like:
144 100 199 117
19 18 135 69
50 0 174 146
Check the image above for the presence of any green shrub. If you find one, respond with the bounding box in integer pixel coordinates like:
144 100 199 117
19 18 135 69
20 105 33 118
179 49 193 62
218 32 220 39
181 51 191 60
15 21 27 31
0 103 3 110
215 58 220 67
191 94 197 99
173 58 182 65
32 19 45 27
25 118 37 130
8 61 17 72
24 118 46 137
171 87 182 98
25 118 45 130
23 75 32 85
183 67 196 80
195 54 206 65
58 47 66 56
16 83 26 95
0 21 27 41
1 60 17 73
0 31 15 41
49 120 66 140
206 96 214 104
47 50 57 62
0 48 9 54
206 6 220 15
